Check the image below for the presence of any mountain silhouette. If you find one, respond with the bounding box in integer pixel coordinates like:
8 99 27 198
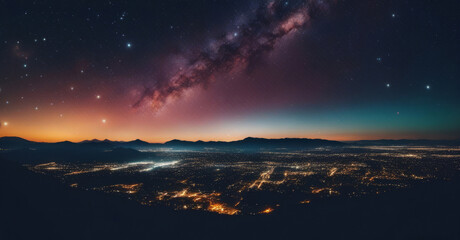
2 136 460 152
350 139 460 146
1 136 344 151
165 137 345 149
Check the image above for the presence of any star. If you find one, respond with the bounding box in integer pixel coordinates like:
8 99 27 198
126 42 132 48
23 64 27 68
3 122 8 126
70 86 74 91
386 83 390 88
102 119 107 123
34 106 39 110
426 85 430 90
96 95 101 99
391 13 396 18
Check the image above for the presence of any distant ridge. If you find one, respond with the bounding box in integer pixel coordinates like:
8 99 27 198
1 136 460 151
350 139 460 146
164 137 345 149
0 136 38 149
0 136 343 150
0 136 34 144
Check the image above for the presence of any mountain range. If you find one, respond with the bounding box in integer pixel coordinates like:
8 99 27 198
0 136 344 150
1 136 459 151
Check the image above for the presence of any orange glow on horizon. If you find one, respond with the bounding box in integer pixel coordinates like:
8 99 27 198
1 131 446 144
1 99 454 143
0 127 452 144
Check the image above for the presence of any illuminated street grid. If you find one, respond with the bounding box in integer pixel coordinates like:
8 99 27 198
30 146 460 215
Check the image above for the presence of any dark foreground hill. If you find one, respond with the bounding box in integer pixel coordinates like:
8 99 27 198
1 159 459 240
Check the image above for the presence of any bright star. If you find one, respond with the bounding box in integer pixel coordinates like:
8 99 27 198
127 42 132 48
96 95 101 99
392 13 396 18
34 106 39 110
386 83 390 88
102 119 107 123
426 85 430 90
3 122 8 126
70 86 74 91
23 64 27 68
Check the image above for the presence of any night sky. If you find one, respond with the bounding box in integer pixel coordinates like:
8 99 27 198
0 0 459 142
